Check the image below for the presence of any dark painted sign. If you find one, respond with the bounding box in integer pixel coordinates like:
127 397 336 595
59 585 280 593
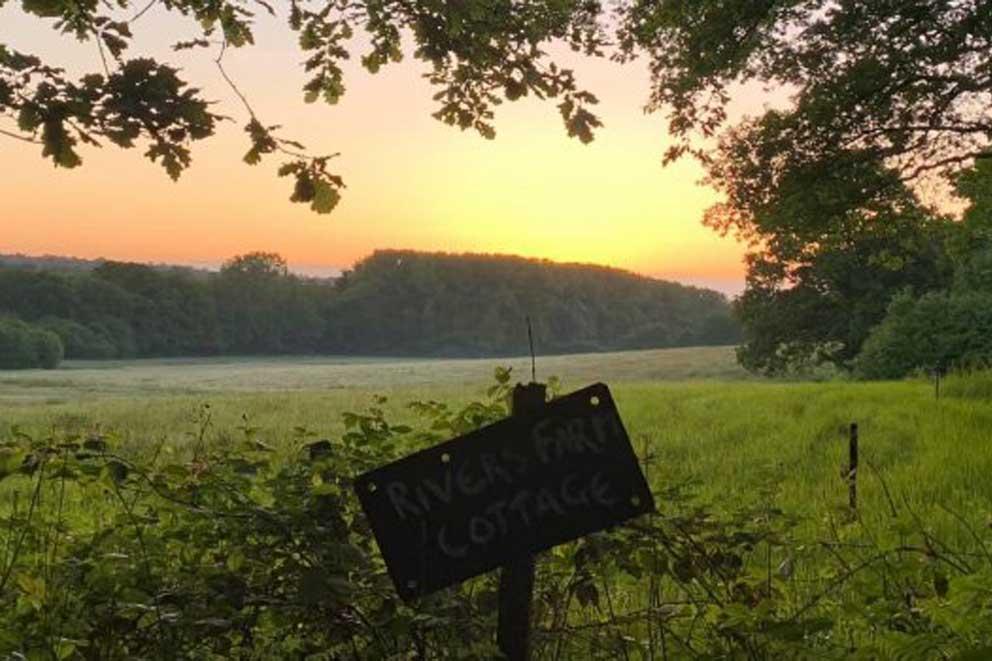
354 383 655 601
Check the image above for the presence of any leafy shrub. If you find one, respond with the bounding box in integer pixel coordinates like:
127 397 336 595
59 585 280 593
770 340 847 380
857 291 992 379
0 317 64 369
941 369 992 400
30 327 63 369
0 317 36 369
1 370 992 658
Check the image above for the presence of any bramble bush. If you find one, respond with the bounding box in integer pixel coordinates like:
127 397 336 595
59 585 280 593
1 369 991 659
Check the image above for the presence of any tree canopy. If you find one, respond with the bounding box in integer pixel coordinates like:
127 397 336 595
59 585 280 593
2 0 609 212
855 158 992 378
0 249 739 365
6 1 987 215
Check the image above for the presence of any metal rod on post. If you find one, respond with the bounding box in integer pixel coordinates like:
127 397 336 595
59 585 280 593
849 422 859 511
497 381 545 661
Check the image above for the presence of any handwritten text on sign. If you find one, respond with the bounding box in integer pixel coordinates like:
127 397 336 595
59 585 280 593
354 383 655 601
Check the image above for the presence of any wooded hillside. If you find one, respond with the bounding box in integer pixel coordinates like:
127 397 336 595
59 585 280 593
0 250 739 367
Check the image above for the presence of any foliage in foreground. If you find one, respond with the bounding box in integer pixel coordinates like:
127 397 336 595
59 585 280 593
1 370 991 659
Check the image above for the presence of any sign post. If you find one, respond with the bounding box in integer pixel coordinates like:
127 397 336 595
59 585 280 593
496 382 546 660
354 381 655 647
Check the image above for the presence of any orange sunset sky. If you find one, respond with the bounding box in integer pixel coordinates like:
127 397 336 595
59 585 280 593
1 7 753 294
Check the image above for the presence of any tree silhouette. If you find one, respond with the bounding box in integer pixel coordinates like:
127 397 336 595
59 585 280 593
3 1 988 220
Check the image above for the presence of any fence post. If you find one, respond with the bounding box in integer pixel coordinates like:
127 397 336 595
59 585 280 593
497 382 546 661
848 422 859 511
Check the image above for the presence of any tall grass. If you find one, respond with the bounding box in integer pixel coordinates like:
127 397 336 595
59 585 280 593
942 368 992 400
4 374 990 545
2 366 991 658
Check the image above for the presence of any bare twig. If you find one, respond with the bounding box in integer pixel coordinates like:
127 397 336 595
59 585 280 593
91 27 112 76
864 459 899 518
213 39 334 163
129 0 158 23
214 40 255 120
936 503 992 567
0 128 41 144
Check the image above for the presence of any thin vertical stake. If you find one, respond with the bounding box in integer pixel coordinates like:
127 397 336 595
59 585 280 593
849 422 859 511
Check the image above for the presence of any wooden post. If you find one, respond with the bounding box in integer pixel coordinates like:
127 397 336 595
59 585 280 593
848 422 859 511
935 369 941 400
497 382 546 661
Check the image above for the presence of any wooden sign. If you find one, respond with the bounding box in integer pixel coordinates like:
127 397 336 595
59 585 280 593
354 383 655 601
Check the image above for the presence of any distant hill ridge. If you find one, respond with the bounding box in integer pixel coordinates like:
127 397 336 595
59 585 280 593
0 252 212 276
0 249 740 365
1 249 700 288
0 253 106 272
330 250 740 355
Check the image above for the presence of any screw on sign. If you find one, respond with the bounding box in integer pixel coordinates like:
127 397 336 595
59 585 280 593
354 382 656 659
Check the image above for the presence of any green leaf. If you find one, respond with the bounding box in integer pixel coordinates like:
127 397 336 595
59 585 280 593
0 448 26 482
243 146 262 165
311 180 340 214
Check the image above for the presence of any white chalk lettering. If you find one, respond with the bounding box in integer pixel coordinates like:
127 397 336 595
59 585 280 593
591 472 618 506
414 485 432 512
456 461 488 496
534 487 566 518
468 515 497 544
533 416 608 464
427 471 629 559
560 473 590 506
386 482 422 520
508 490 534 526
533 419 556 464
422 469 454 504
567 418 601 453
437 525 469 558
486 500 510 535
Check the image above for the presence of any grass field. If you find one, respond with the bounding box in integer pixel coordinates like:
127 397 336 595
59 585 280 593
1 345 987 542
2 345 991 656
0 345 748 406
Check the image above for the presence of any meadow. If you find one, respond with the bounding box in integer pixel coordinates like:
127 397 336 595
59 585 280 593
0 345 748 406
2 346 991 658
2 346 987 540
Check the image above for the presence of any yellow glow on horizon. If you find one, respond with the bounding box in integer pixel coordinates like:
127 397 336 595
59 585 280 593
0 7 748 292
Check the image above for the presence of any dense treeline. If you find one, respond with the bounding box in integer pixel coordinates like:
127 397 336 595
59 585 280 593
854 160 992 378
327 251 739 355
729 157 992 379
0 250 739 368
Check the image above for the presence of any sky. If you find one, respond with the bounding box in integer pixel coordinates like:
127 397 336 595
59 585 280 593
0 7 752 294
